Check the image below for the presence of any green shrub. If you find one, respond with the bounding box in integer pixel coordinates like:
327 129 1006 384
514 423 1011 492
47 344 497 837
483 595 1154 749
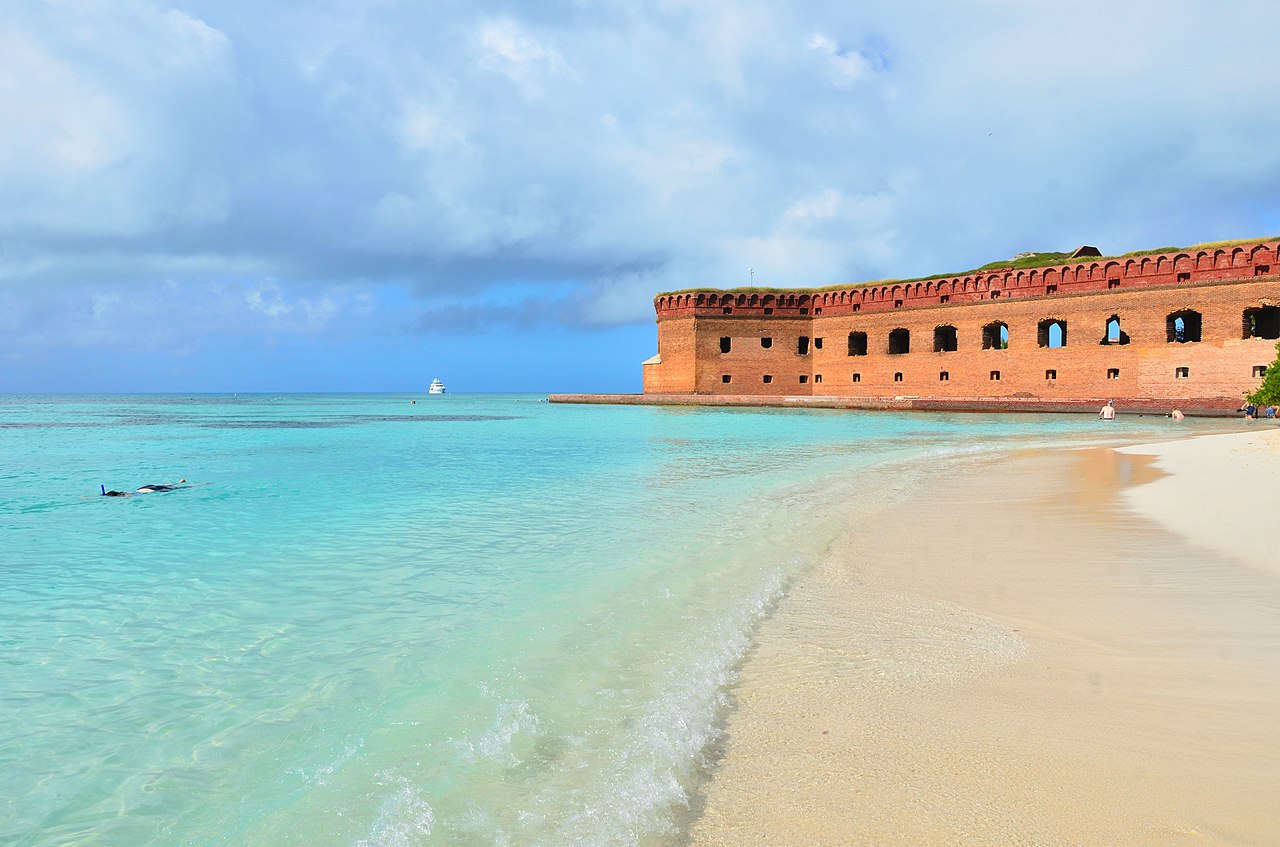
1247 341 1280 405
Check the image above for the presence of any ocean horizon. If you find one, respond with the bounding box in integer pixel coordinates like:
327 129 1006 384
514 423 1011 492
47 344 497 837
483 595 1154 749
0 394 1238 846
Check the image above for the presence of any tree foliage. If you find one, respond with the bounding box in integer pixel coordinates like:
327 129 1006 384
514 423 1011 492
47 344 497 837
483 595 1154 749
1247 341 1280 405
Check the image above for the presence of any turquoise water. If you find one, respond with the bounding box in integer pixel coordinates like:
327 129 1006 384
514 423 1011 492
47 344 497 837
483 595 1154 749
0 395 1233 846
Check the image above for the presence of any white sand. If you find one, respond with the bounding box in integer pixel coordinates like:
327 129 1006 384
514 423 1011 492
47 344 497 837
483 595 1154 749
687 438 1280 846
1117 426 1280 577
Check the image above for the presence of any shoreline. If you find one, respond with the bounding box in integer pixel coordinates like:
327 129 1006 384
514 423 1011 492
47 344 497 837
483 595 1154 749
685 429 1280 845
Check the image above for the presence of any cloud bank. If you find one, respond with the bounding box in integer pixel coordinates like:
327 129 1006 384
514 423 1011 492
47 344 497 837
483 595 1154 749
2 0 1278 387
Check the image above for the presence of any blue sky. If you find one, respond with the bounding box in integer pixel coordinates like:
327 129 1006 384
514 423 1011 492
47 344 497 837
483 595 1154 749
2 0 1279 393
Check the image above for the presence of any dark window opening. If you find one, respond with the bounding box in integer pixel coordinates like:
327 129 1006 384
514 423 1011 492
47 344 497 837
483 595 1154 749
1177 272 1191 283
762 374 773 384
1101 316 1130 346
763 307 774 315
1255 265 1270 276
847 331 868 356
1243 306 1280 339
990 370 1001 381
815 307 823 315
888 328 910 355
940 295 950 304
1108 279 1120 289
814 337 824 350
815 374 823 383
760 337 773 349
852 303 861 312
933 325 958 353
893 372 904 382
991 290 1001 299
1175 367 1189 379
894 299 904 308
797 336 810 355
1045 369 1057 380
1038 319 1067 348
1167 311 1202 343
799 375 809 384
1046 284 1058 294
939 371 949 381
723 307 732 314
721 374 732 384
800 308 809 315
1254 366 1267 378
719 336 731 353
852 373 862 383
982 322 1009 350
1107 368 1120 380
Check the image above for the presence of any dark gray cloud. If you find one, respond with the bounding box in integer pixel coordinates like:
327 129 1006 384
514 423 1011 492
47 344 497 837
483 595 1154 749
2 0 1279 363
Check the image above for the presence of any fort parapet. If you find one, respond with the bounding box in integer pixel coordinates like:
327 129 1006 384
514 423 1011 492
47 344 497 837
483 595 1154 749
633 240 1280 413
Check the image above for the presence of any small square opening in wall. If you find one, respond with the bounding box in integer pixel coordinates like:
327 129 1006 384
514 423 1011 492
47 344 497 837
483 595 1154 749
940 295 950 304
990 371 1001 381
991 290 1001 299
1046 284 1058 294
814 337 824 350
721 374 732 384
1177 272 1191 283
1107 368 1120 380
723 307 732 314
762 374 773 384
799 308 809 315
939 371 949 381
719 336 731 353
894 299 904 308
852 303 861 312
894 372 904 382
815 374 823 383
815 308 823 315
852 373 862 383
1254 365 1267 378
799 375 809 384
1046 369 1057 380
760 337 772 348
1175 367 1189 379
1108 279 1120 289
763 307 774 315
1255 265 1270 276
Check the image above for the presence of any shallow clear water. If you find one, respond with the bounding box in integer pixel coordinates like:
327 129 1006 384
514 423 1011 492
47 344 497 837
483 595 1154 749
0 395 1235 846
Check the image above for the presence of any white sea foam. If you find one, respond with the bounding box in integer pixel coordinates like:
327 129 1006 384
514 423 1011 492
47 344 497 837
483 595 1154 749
356 775 434 847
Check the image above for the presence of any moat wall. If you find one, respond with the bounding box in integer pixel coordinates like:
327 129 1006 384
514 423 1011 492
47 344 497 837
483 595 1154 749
641 241 1280 410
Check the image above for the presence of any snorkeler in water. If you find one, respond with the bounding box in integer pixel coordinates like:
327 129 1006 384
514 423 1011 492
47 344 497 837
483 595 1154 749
100 479 189 496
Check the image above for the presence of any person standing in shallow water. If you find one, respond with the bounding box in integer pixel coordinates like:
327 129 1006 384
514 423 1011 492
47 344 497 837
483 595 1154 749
1099 400 1116 421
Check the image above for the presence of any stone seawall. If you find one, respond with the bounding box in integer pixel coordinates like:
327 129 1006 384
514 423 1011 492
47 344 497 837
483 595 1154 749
548 393 1242 416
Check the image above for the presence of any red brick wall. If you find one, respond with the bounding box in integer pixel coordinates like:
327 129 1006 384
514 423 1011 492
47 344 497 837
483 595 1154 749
644 241 1280 406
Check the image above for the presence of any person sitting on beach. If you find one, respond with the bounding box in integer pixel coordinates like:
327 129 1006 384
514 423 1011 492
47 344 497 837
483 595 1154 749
1171 409 1185 421
1099 401 1116 421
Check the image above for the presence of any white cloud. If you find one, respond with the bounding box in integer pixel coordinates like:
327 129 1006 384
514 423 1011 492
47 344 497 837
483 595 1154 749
807 33 872 86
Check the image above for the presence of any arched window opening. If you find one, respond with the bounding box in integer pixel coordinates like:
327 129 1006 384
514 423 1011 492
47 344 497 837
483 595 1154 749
1038 319 1067 348
933 325 958 353
982 322 1009 350
760 337 773 349
847 332 867 356
1101 315 1130 345
888 328 910 355
1166 311 1202 343
1243 306 1280 339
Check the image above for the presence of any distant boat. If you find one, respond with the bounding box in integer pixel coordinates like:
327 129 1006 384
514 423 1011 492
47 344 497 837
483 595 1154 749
428 378 447 395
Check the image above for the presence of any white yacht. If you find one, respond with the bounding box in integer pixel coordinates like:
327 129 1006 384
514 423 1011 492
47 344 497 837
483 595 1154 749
428 378 447 395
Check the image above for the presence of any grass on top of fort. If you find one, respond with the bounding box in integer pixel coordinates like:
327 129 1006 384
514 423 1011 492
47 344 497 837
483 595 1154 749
656 235 1280 298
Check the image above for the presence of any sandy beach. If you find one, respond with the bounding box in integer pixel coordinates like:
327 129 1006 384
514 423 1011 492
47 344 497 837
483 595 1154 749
687 427 1280 846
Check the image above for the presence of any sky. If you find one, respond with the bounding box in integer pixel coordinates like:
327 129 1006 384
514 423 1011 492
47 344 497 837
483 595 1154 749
2 0 1279 393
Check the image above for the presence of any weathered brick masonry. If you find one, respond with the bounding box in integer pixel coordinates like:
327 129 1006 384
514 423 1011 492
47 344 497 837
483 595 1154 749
642 241 1280 411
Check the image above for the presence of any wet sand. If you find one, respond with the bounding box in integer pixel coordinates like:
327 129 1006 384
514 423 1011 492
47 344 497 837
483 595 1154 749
687 434 1280 846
